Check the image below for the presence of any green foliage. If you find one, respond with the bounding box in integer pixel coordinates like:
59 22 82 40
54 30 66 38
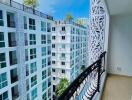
55 78 69 97
65 13 74 21
23 0 38 8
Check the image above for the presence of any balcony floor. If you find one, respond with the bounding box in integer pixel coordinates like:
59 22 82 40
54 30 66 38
101 74 132 100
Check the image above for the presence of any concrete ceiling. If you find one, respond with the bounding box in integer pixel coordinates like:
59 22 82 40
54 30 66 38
106 0 132 15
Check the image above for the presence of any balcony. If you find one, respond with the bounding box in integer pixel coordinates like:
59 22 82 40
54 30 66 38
57 0 132 99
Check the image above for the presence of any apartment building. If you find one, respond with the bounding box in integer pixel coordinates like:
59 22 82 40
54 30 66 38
0 0 53 100
51 21 88 93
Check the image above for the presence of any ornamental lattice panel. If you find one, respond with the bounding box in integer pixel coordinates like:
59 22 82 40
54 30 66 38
89 0 106 64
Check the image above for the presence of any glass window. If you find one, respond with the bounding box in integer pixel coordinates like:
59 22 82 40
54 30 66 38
8 32 16 47
7 12 15 28
29 34 36 45
0 10 4 26
0 32 5 48
30 48 36 59
42 81 47 91
52 27 55 31
42 70 46 80
42 92 47 100
62 69 65 74
42 47 46 56
29 18 36 30
0 72 8 89
47 23 51 32
0 91 8 100
52 53 55 56
47 46 51 55
30 62 37 74
9 51 17 65
41 21 46 32
52 44 55 48
31 75 37 87
0 53 6 69
42 58 46 68
62 27 65 31
47 35 51 44
31 88 37 100
25 49 28 61
61 44 65 49
47 57 51 66
62 36 65 40
52 36 56 40
24 16 27 29
41 35 46 44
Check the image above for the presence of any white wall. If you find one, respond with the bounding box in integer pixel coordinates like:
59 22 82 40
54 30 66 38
108 15 132 76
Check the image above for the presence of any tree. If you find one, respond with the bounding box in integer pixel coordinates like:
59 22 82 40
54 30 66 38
23 0 38 9
65 13 74 22
55 78 69 97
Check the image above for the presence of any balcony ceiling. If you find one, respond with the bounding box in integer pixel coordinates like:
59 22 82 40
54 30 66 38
106 0 132 15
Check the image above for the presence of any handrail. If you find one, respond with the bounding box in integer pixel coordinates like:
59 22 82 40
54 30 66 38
58 51 106 100
0 0 53 20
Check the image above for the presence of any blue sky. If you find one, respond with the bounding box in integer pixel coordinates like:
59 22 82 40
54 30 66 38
15 0 90 20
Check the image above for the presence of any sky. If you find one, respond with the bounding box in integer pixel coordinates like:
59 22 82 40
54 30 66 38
15 0 90 20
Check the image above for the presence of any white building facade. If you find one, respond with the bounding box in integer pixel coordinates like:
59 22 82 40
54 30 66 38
0 1 53 100
51 21 88 94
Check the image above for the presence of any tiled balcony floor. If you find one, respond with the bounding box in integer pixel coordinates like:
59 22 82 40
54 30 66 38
101 74 132 100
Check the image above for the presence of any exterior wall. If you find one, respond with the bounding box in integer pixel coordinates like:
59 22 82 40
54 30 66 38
0 2 53 100
51 21 88 94
108 15 132 76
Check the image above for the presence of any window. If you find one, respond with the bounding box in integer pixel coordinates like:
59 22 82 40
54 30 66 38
0 53 6 69
42 81 47 91
26 64 29 76
26 79 29 91
41 35 46 44
24 16 27 29
30 48 36 59
0 10 4 26
42 58 46 68
52 61 55 64
62 27 65 31
8 32 16 47
47 57 51 66
52 44 55 48
31 75 37 87
42 47 46 56
52 27 55 31
48 77 51 87
48 88 51 98
47 35 51 43
9 51 17 65
11 85 19 99
52 53 55 56
62 36 65 40
42 70 46 80
42 92 47 100
47 23 51 32
52 36 56 40
41 21 46 32
31 88 37 100
62 69 65 74
47 46 51 55
10 68 18 83
7 12 15 27
53 77 55 80
48 68 51 76
0 32 5 48
61 62 65 65
61 53 65 58
0 91 8 100
53 85 56 92
24 33 28 46
29 34 36 45
29 18 35 30
25 49 28 61
52 69 55 72
30 62 37 74
0 73 8 89
61 44 65 49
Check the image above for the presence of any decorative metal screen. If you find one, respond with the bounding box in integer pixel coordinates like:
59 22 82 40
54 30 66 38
89 0 106 64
